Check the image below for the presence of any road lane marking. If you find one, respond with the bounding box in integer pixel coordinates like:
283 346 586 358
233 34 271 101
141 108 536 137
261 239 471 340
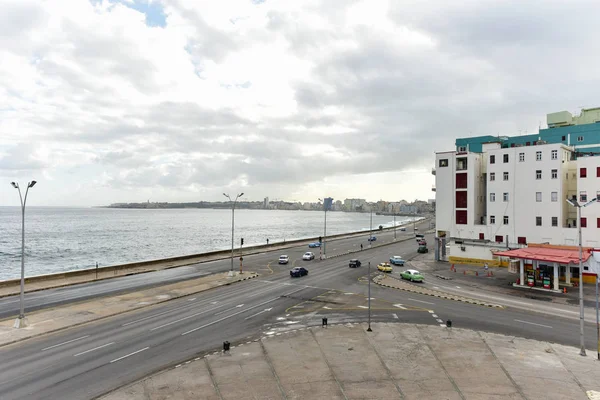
244 307 273 320
436 319 443 323
432 314 438 318
393 304 407 309
42 335 90 351
408 298 435 305
74 342 115 357
358 306 368 309
110 347 149 363
514 319 552 329
214 304 244 316
188 298 196 301
181 287 306 336
150 305 224 331
393 313 399 319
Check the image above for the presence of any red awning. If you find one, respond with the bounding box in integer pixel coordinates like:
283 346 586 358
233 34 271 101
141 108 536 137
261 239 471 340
494 247 591 265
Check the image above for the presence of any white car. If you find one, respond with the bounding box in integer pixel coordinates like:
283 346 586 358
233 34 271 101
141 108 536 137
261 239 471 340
279 255 289 264
303 252 315 261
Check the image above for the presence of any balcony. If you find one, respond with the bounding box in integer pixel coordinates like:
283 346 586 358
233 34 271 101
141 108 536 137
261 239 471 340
456 157 468 171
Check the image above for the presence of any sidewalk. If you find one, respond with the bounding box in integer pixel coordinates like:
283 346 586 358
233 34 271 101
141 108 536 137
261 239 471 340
0 271 257 348
101 322 600 400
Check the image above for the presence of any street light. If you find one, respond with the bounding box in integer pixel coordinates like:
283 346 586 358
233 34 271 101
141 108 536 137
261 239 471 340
566 196 597 356
223 192 244 277
11 180 37 329
393 212 396 240
318 198 331 260
367 261 372 332
369 206 373 248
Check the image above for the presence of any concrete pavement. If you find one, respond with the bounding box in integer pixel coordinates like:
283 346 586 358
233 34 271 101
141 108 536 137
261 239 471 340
101 322 600 400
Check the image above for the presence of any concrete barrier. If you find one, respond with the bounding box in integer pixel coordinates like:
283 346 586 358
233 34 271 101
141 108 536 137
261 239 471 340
0 217 432 290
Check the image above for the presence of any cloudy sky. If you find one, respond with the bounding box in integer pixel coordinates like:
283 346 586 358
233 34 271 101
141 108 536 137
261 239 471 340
2 0 600 207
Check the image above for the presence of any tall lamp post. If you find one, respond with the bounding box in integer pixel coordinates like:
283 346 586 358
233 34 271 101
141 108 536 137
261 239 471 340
393 213 396 240
224 192 244 277
367 261 372 332
318 198 331 260
566 196 597 356
369 206 373 248
11 180 37 329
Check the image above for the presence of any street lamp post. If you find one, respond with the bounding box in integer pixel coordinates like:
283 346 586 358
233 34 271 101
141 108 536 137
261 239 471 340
369 207 373 248
566 197 597 356
10 180 37 329
393 213 396 240
318 198 329 260
223 192 244 277
367 261 372 332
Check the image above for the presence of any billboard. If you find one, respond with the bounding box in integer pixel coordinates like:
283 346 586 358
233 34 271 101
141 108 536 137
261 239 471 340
323 197 334 211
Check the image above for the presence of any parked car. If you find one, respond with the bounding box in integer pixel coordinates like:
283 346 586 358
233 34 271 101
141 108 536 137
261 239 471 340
377 262 393 273
290 267 308 277
417 245 428 254
401 269 424 282
303 251 315 260
308 242 321 248
278 255 289 264
368 236 377 242
400 227 406 232
349 259 362 268
389 256 405 266
417 239 427 246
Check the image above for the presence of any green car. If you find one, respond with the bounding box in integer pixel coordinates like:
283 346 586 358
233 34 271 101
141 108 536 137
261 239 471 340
417 245 428 254
401 269 424 282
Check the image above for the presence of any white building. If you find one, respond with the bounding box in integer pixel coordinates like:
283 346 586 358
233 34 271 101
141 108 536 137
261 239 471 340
434 108 600 286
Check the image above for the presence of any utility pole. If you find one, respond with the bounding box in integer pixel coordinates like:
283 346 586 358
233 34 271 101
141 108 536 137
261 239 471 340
223 192 244 277
367 261 372 332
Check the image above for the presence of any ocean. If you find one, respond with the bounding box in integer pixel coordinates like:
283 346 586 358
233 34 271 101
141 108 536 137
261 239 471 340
0 207 415 280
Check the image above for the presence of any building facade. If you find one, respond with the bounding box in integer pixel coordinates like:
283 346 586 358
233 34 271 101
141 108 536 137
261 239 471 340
434 107 600 282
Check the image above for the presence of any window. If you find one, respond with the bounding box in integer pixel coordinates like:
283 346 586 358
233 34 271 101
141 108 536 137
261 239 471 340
457 157 467 171
536 192 542 202
517 237 527 245
458 146 467 152
519 153 525 162
581 191 587 202
536 170 542 179
439 159 448 167
577 136 584 142
456 191 467 208
536 151 542 161
503 192 509 202
456 210 467 224
597 167 600 177
503 172 509 181
597 191 600 201
552 217 558 227
490 215 495 224
551 192 558 202
490 193 496 202
495 235 503 243
536 216 542 226
526 141 531 146
580 167 587 178
581 217 587 228
503 216 509 225
551 150 558 160
490 172 495 181
551 169 557 179
597 218 600 228
503 154 509 163
479 233 484 240
456 173 467 189
562 135 566 141
489 155 495 164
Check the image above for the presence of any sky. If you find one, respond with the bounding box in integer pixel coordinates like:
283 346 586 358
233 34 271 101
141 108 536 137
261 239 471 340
2 0 600 207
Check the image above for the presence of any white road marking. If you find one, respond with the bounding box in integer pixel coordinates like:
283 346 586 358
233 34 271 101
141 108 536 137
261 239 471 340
432 314 438 318
408 298 435 305
433 286 439 289
215 304 245 316
393 304 407 309
74 342 115 357
456 286 461 289
436 319 443 323
188 298 196 301
428 310 434 314
514 319 552 329
150 305 223 331
358 305 368 309
393 313 399 319
42 335 90 351
181 288 306 336
244 307 273 320
440 324 446 327
110 347 149 363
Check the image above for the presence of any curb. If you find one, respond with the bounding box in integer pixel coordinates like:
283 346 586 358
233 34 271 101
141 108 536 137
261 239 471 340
0 273 259 349
373 275 504 309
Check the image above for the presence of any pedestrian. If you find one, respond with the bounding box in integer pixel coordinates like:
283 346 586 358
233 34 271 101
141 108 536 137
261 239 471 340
360 243 363 251
484 263 488 271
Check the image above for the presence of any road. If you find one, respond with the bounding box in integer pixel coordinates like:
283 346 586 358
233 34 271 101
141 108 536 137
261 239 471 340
0 223 420 319
0 219 597 399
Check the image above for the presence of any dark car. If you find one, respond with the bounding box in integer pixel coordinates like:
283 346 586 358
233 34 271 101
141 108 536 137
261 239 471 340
367 236 377 242
290 267 308 277
349 259 361 268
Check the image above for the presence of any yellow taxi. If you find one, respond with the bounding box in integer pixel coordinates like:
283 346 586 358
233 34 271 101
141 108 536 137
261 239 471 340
377 262 393 273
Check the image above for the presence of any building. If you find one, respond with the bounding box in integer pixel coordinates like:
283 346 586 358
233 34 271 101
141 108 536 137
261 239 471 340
263 197 269 209
434 107 600 285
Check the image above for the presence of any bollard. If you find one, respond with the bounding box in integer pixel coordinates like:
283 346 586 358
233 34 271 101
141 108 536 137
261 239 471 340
446 320 452 328
223 341 230 352
475 271 478 276
322 317 328 327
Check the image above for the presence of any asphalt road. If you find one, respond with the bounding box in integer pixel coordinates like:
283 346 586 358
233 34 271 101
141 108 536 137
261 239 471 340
1 219 597 399
0 223 422 319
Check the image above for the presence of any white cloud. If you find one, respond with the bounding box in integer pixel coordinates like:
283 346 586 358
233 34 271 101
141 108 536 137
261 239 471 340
1 0 600 206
